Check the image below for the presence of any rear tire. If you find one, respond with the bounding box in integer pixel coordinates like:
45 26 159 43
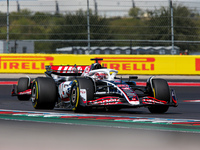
70 78 94 112
148 79 170 113
31 77 57 109
17 77 30 101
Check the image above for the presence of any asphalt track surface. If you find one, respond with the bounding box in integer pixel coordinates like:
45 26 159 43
1 74 200 150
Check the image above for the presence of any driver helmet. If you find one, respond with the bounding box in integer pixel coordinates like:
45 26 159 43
94 72 108 80
91 63 101 70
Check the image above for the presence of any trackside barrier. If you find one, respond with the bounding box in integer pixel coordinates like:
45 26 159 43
0 54 200 75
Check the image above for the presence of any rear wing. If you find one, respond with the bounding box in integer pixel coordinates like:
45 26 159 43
45 65 87 76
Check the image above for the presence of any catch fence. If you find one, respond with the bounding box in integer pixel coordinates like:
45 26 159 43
0 0 200 54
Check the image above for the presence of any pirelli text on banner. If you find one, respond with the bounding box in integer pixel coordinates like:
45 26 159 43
0 54 200 75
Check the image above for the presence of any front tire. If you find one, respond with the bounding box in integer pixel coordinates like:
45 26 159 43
148 79 170 113
31 77 57 109
17 77 30 101
70 78 94 112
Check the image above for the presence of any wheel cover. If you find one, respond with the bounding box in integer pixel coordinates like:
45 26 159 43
71 87 77 105
31 86 36 101
31 84 38 107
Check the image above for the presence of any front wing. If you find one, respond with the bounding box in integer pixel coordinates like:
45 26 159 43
85 89 177 108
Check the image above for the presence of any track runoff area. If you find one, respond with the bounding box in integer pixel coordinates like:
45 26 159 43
0 109 199 133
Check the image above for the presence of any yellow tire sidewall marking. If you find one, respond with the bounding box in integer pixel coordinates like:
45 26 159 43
153 88 156 98
33 81 38 108
72 80 79 111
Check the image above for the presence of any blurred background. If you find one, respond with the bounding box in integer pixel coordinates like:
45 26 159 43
0 0 199 55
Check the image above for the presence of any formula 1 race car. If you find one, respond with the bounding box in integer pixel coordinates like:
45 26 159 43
12 58 177 113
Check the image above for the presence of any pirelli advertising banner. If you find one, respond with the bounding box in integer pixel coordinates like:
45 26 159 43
0 54 200 75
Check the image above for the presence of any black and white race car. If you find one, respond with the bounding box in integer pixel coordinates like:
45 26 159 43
12 58 177 113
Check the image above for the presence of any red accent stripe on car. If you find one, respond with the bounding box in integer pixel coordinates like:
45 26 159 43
0 81 18 85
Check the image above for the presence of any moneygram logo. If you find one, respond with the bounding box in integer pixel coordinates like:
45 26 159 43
0 56 54 70
94 57 155 71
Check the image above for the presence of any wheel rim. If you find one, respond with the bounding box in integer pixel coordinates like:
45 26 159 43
31 85 36 104
71 87 77 105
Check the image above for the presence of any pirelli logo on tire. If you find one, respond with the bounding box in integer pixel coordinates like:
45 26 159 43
0 55 54 73
93 57 155 73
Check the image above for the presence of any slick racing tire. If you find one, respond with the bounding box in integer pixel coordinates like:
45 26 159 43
31 77 57 109
70 78 94 112
148 79 170 113
17 77 31 101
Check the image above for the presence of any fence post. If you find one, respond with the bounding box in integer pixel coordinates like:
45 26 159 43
6 0 10 53
86 0 90 54
170 0 175 54
130 40 133 54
